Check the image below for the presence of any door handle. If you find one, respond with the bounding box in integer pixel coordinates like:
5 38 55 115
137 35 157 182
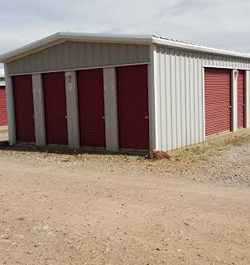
145 116 149 120
102 116 105 120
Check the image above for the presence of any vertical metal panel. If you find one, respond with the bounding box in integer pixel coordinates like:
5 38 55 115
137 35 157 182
175 51 182 148
103 68 119 152
189 53 195 145
165 50 172 151
154 50 160 148
193 54 199 143
65 71 80 149
32 74 46 146
185 54 191 146
245 71 250 128
148 46 157 150
198 58 203 141
159 49 166 150
231 70 238 132
4 65 16 145
180 52 186 147
170 52 177 149
6 42 150 75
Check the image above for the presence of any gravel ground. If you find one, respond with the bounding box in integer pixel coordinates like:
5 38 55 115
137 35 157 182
0 133 250 264
0 135 250 188
0 151 249 265
186 144 250 188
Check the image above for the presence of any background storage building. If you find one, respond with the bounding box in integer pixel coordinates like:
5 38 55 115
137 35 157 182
0 71 7 127
0 32 250 152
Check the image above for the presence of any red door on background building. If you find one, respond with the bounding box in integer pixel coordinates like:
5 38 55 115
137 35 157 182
205 68 231 136
116 64 149 150
77 69 106 148
43 72 68 145
237 70 245 128
12 75 35 143
0 86 7 126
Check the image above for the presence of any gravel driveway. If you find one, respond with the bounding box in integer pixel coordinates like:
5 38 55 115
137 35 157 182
0 152 249 265
187 144 250 188
0 131 250 188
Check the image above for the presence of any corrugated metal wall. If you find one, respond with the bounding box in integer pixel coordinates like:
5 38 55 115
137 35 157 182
155 46 250 151
6 42 150 75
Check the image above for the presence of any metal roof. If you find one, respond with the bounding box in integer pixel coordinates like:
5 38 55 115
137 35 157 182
0 32 250 63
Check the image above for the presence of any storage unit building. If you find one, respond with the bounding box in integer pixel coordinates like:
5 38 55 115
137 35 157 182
0 73 7 126
0 32 250 151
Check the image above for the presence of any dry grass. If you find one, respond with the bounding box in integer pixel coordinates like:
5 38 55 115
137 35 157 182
0 127 8 135
0 130 250 170
170 130 250 164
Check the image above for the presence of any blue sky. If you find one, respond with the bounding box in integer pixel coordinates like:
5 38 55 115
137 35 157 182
1 0 250 69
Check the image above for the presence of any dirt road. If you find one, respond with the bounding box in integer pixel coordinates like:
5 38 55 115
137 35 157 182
0 150 249 265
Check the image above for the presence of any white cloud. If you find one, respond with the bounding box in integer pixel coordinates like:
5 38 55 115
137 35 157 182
1 0 250 69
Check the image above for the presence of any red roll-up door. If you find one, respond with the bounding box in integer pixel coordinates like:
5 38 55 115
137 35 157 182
12 75 35 143
117 65 149 150
205 68 231 136
237 70 245 128
77 69 106 148
43 72 68 145
0 86 7 126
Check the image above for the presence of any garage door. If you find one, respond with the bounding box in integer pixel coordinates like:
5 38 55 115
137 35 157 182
205 68 231 136
77 69 106 148
0 86 7 126
117 65 149 150
43 72 68 145
237 70 245 128
12 75 35 143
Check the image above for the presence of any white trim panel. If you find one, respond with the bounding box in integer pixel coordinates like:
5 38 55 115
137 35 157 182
148 46 157 150
245 71 250 128
231 70 238 132
103 68 119 152
32 74 46 146
4 66 16 145
65 71 80 149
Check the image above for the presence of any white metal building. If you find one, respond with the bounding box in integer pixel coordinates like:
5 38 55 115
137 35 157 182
0 32 250 152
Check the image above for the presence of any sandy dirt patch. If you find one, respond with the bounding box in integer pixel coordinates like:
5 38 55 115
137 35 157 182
0 148 249 265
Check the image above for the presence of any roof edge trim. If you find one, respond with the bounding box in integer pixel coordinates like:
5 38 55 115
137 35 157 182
1 32 250 63
152 37 250 59
0 32 154 63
